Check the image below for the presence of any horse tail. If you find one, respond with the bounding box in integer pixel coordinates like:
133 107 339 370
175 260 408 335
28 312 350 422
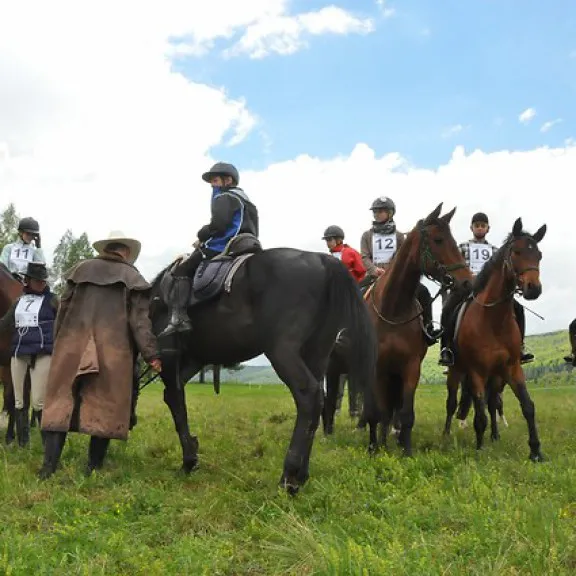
324 257 377 397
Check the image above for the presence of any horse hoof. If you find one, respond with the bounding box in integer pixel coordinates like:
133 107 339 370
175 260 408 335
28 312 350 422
180 459 199 474
37 466 54 481
367 443 378 456
529 452 546 463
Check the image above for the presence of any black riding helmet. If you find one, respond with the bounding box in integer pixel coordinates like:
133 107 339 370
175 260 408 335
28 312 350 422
18 217 40 234
202 162 240 186
370 196 396 215
322 225 345 240
471 212 489 225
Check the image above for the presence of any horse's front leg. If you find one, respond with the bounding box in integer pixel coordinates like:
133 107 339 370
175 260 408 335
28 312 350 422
2 367 16 445
506 363 544 462
398 362 420 457
468 371 488 450
161 356 200 474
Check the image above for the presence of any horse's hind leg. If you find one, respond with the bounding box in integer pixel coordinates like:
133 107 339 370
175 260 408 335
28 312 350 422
486 379 500 442
321 362 340 435
507 364 544 462
456 374 473 428
443 368 462 436
2 368 16 445
397 364 420 457
161 357 200 474
267 347 324 495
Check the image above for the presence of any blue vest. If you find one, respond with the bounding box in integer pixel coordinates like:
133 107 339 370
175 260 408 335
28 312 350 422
204 188 246 253
11 287 56 357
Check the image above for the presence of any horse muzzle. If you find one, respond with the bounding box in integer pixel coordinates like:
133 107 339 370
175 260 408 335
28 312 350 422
521 281 542 300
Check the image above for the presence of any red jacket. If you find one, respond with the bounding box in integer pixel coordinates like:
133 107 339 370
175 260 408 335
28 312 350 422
330 244 366 283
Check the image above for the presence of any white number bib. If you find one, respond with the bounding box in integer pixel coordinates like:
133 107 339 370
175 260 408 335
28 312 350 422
10 244 34 274
373 233 397 265
469 243 492 274
332 252 342 261
15 294 45 328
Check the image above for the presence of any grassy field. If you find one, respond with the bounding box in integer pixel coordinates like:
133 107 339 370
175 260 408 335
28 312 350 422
1 380 575 575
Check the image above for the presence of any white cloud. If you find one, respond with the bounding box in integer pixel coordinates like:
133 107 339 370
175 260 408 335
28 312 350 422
376 0 396 18
224 6 375 59
441 124 465 138
519 107 536 124
1 0 575 344
540 118 563 133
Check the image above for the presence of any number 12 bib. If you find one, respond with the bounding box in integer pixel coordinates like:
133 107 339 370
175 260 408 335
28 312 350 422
373 233 397 265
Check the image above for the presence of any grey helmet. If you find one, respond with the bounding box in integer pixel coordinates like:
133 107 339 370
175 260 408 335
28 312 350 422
202 162 240 186
370 196 396 215
322 225 345 240
18 217 40 234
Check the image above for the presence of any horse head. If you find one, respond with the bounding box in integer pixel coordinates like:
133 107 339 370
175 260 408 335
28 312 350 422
508 218 546 300
415 203 473 289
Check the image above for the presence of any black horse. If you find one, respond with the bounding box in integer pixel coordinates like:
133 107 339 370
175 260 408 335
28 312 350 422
149 238 377 495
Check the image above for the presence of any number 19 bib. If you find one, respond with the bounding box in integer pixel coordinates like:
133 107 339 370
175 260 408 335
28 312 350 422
373 233 397 265
469 242 492 274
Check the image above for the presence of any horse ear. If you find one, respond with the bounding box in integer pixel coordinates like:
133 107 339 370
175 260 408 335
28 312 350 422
424 203 443 225
512 218 523 237
533 224 547 243
440 206 456 224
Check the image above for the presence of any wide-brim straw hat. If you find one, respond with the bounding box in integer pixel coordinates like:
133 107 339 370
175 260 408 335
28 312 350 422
92 230 141 264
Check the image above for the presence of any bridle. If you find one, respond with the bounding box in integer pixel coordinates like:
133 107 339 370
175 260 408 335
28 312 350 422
371 221 466 325
472 236 541 308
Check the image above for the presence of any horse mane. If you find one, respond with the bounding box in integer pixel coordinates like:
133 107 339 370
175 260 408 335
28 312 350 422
151 263 172 291
472 229 532 294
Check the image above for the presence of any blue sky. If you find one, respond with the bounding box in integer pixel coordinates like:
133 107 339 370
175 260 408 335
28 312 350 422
179 0 576 170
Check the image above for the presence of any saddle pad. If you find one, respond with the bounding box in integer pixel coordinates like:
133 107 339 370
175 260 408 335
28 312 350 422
453 298 471 345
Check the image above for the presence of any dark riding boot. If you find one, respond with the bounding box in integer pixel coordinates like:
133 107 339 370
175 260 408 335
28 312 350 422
33 410 46 446
158 276 193 338
15 408 30 448
38 431 67 480
520 345 534 364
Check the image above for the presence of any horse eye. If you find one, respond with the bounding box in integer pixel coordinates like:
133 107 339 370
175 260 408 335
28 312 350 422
434 237 443 245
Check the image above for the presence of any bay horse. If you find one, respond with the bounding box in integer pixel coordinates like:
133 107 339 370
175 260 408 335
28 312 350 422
363 203 473 455
149 239 377 495
442 218 546 461
0 264 25 444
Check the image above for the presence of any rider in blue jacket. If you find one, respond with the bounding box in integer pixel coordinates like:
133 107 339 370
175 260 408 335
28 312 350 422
159 162 259 338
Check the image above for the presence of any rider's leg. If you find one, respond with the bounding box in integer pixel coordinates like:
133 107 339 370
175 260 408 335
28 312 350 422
513 300 533 363
439 289 460 366
416 283 440 344
159 249 206 338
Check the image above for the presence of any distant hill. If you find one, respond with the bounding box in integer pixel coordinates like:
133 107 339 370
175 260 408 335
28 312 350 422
192 329 574 385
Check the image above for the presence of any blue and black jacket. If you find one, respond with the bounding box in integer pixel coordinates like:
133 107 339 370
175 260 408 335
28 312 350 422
197 186 259 254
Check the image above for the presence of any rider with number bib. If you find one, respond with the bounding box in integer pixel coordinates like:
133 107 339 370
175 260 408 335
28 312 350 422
438 212 534 366
360 196 441 345
0 217 45 276
159 162 259 339
322 225 366 283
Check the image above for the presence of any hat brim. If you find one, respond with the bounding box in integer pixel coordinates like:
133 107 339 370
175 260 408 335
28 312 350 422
24 272 48 281
202 170 222 183
92 237 141 264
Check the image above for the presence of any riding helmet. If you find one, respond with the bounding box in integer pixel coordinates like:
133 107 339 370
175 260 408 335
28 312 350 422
370 196 396 215
18 217 40 234
322 225 345 240
471 212 489 225
202 162 240 186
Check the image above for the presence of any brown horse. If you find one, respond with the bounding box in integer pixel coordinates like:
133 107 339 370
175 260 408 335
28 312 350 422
0 264 25 443
442 218 546 461
364 203 473 455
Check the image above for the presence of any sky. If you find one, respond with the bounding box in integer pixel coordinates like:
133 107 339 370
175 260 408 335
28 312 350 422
1 0 576 366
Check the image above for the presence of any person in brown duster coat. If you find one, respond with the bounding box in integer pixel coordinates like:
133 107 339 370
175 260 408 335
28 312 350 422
38 231 162 480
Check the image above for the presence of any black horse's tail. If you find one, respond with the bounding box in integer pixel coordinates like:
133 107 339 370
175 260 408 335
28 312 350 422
324 257 377 398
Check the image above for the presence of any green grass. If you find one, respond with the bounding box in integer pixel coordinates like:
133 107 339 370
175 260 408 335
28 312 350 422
1 380 575 575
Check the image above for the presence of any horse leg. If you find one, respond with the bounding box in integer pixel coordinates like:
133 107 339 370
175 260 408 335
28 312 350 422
268 347 324 495
321 362 340 435
86 436 111 476
397 364 420 457
456 374 473 428
443 368 462 436
161 358 200 474
468 372 488 450
2 368 16 445
506 364 544 462
486 378 500 442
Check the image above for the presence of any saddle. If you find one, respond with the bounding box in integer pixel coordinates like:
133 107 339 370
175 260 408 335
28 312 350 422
446 296 473 358
166 233 263 307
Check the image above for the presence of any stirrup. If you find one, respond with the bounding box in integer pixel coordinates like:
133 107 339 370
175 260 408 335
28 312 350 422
438 348 454 366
